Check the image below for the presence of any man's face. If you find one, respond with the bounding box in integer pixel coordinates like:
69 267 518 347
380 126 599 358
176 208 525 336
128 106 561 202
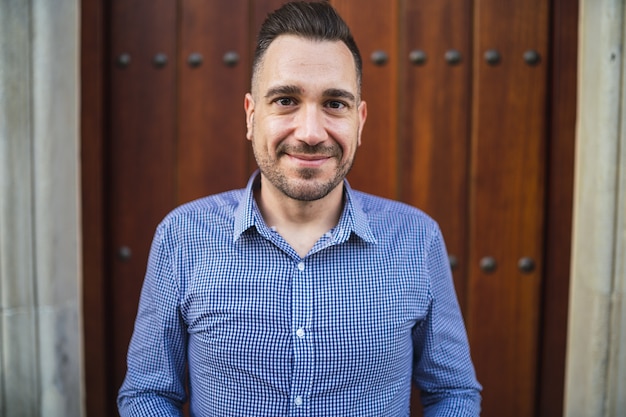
244 35 367 202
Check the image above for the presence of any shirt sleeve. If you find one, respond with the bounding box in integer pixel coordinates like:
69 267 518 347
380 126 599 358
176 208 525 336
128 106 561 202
117 223 188 416
412 226 482 417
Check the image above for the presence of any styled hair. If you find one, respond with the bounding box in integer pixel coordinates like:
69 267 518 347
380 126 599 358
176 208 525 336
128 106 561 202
252 1 362 94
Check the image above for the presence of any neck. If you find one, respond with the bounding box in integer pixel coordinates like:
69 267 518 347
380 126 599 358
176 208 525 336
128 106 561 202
255 176 345 257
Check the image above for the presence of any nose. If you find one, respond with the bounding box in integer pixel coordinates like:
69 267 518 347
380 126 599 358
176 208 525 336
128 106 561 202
293 104 328 145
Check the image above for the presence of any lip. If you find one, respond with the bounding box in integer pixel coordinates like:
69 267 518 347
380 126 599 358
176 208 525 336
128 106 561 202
286 153 332 168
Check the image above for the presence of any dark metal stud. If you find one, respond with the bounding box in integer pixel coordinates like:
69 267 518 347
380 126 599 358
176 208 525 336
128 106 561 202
484 49 501 65
116 53 131 68
444 49 462 65
153 53 168 68
118 246 132 262
518 257 536 274
449 255 459 271
371 50 389 66
223 51 240 67
523 50 541 66
188 52 203 68
479 256 497 274
409 50 427 66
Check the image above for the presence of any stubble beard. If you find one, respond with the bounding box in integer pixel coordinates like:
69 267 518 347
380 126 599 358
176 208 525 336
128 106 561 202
253 142 354 202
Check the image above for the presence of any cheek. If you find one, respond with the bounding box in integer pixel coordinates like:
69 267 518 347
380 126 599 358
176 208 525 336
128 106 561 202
327 121 360 150
260 117 293 144
250 122 278 157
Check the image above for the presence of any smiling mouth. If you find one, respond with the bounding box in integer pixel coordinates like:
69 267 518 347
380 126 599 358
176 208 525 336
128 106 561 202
289 153 331 161
278 143 339 166
286 153 332 168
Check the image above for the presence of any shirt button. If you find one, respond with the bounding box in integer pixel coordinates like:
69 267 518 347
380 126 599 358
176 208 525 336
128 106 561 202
296 327 305 338
297 262 305 271
294 396 303 406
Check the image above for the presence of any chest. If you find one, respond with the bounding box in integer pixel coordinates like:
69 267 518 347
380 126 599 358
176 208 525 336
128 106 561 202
179 239 430 372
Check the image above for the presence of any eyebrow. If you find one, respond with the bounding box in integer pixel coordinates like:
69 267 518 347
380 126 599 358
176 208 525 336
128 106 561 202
264 85 302 99
264 85 356 103
323 88 356 103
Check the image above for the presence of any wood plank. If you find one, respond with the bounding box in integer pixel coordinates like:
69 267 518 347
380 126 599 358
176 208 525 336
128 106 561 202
400 2 472 414
178 0 251 203
467 0 550 416
80 0 108 415
108 0 178 413
537 0 578 415
401 0 472 313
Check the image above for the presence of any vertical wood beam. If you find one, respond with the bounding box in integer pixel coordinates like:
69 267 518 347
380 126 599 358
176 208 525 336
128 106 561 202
178 0 251 203
108 0 178 408
537 1 578 416
468 0 550 415
81 0 108 414
400 0 472 313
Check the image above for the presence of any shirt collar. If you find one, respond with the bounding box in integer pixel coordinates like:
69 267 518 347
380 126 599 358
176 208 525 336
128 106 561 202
233 171 376 244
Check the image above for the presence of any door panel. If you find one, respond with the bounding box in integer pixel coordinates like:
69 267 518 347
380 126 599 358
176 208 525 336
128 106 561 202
108 0 178 410
178 0 251 203
468 0 550 415
401 0 472 312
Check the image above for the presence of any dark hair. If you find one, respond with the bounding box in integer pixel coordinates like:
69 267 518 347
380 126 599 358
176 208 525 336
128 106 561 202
252 1 362 94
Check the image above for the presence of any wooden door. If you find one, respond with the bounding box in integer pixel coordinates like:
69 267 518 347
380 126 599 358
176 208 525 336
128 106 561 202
81 1 577 416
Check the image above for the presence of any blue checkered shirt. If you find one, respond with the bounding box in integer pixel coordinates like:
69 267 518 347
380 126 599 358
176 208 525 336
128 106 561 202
118 172 481 416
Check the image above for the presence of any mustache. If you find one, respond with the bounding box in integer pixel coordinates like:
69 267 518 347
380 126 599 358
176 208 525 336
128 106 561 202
277 143 340 157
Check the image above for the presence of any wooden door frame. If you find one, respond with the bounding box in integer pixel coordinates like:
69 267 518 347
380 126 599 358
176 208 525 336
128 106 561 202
80 1 578 416
536 1 578 415
81 0 109 414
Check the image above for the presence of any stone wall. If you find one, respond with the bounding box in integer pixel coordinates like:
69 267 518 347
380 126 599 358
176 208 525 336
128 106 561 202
0 0 82 416
564 0 626 416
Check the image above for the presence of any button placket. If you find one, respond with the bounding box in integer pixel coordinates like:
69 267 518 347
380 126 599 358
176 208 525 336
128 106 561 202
290 258 313 414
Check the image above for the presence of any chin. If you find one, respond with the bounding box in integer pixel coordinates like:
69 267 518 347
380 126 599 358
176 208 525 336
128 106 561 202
282 176 344 202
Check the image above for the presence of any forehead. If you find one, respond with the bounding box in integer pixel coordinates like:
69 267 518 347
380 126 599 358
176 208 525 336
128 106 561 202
254 35 358 95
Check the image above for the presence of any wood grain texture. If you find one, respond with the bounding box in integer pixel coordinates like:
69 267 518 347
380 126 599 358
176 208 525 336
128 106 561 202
108 0 178 412
467 0 550 415
401 0 472 313
80 0 108 414
537 0 578 416
178 0 251 203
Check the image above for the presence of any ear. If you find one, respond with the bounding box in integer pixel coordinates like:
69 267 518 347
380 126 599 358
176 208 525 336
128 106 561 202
356 100 367 147
244 93 255 141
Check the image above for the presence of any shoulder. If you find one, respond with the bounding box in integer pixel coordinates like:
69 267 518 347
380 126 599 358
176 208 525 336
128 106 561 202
168 188 244 217
157 188 245 236
351 190 440 233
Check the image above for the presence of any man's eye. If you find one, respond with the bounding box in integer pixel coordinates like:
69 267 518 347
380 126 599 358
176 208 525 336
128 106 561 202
275 97 295 106
326 100 347 110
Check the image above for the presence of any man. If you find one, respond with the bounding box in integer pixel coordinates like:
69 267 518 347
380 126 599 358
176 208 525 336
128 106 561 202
118 2 481 416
